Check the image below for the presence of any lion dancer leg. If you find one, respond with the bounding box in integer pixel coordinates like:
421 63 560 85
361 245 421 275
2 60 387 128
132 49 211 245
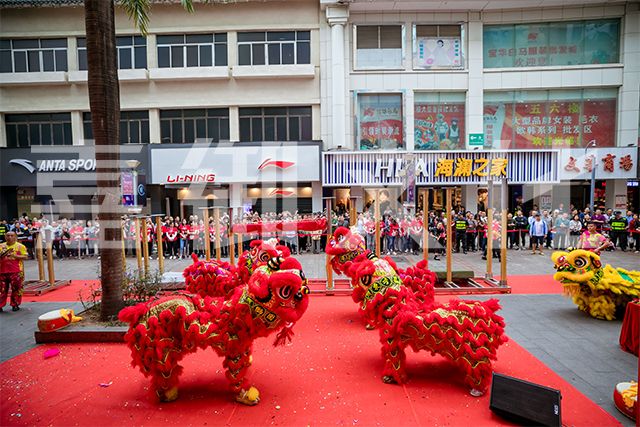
224 347 260 405
379 320 408 384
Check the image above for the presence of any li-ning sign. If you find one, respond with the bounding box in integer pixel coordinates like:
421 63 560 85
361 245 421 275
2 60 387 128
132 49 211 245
323 150 558 186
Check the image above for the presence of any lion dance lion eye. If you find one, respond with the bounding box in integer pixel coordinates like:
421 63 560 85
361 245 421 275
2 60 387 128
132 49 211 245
278 286 292 299
573 257 587 268
361 275 372 287
259 252 271 262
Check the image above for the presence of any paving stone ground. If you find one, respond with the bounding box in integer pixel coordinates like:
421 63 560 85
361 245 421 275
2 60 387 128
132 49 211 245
2 249 638 425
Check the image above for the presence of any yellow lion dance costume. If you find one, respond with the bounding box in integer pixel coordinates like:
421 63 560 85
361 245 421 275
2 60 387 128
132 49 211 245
552 249 640 320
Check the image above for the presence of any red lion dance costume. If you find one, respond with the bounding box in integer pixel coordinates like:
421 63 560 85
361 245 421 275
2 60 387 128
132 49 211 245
119 252 309 405
326 227 507 395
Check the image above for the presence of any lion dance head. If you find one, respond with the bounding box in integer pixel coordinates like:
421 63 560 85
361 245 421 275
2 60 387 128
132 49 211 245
552 249 603 294
238 239 291 282
326 227 367 275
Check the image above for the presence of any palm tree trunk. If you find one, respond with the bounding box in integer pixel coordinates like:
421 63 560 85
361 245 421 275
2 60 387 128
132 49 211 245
85 0 124 320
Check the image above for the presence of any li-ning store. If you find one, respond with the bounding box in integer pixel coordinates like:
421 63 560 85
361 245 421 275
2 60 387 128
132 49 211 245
322 150 559 214
0 145 149 220
149 143 322 217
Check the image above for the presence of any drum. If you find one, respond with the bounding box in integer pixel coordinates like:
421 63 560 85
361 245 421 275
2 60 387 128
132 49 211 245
37 309 82 333
613 381 637 420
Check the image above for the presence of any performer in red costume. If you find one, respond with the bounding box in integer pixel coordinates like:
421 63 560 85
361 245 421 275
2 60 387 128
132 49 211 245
326 226 507 395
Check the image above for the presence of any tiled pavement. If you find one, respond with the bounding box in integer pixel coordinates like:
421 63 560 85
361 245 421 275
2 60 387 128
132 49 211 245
3 249 639 425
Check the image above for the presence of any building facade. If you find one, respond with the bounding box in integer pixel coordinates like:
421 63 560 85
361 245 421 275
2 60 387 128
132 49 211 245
0 0 639 220
320 0 639 214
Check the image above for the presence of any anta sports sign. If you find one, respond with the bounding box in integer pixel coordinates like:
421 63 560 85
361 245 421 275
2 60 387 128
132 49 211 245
150 143 320 185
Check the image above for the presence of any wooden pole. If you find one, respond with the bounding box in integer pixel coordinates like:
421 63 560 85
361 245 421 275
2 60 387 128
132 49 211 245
486 180 494 280
214 208 221 261
142 217 150 276
422 189 429 264
375 190 381 258
134 218 142 277
349 197 357 227
156 216 164 274
237 233 243 256
500 178 508 286
203 208 211 261
46 238 55 284
229 233 235 266
36 231 45 281
120 229 126 272
446 188 453 283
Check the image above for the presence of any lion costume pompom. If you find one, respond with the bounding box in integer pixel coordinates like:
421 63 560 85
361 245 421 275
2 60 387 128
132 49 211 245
119 256 309 405
552 249 640 320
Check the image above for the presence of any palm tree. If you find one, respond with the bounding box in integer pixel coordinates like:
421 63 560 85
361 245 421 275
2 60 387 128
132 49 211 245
84 0 198 320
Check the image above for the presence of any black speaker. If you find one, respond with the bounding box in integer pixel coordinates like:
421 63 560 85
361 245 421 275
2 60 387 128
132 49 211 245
490 373 562 427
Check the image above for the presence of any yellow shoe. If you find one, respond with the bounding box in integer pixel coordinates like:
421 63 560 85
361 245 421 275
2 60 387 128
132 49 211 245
158 386 179 402
236 386 260 405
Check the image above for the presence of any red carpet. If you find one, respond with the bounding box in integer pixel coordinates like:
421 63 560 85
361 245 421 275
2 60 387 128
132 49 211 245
500 275 563 295
1 296 618 426
25 280 100 303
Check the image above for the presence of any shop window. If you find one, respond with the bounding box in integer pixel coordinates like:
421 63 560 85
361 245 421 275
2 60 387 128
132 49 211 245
78 36 146 70
5 113 72 147
160 108 229 144
83 110 150 144
483 88 617 149
413 25 463 69
414 92 465 150
157 33 227 68
483 19 620 68
0 38 67 73
237 31 310 66
354 25 403 69
239 107 312 142
356 93 403 150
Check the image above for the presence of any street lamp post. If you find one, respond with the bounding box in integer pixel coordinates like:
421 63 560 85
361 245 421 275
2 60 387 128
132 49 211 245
584 140 597 211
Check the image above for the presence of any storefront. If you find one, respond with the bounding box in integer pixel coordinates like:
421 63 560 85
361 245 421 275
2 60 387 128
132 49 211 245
323 150 559 214
149 142 322 217
0 145 149 220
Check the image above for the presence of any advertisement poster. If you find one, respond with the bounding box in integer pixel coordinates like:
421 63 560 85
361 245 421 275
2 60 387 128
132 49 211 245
121 172 134 206
414 103 465 150
483 99 616 149
415 37 462 69
484 20 620 68
358 95 403 150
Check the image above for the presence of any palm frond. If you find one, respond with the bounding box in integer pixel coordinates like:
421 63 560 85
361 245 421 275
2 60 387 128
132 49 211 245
119 0 151 35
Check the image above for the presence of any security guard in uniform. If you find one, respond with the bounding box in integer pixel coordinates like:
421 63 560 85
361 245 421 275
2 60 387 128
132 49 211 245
609 211 628 251
454 213 468 254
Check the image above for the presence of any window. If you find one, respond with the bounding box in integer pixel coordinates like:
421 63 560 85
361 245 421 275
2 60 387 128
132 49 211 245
413 25 463 69
354 25 403 69
414 93 465 150
239 107 312 142
160 109 229 144
483 19 620 68
78 36 146 70
5 113 72 147
0 38 67 73
357 93 403 150
83 111 150 144
157 34 227 68
237 31 310 66
483 89 617 149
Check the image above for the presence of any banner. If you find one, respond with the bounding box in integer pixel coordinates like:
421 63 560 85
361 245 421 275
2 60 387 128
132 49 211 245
558 147 637 180
483 99 616 149
415 37 462 69
231 218 327 234
414 102 465 150
358 95 403 150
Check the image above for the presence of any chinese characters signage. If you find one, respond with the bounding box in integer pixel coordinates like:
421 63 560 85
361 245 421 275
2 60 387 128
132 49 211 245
483 98 616 149
484 19 620 68
358 94 403 150
414 37 462 69
414 102 465 150
323 150 558 186
559 147 637 180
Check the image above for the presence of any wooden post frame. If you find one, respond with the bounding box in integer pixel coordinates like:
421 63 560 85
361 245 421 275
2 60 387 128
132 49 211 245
486 180 494 280
36 231 45 281
445 188 453 283
375 190 381 258
156 216 164 274
214 208 221 261
142 217 150 276
500 178 508 286
134 218 143 277
46 238 55 285
121 231 126 272
229 233 235 266
203 208 211 261
422 189 429 264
